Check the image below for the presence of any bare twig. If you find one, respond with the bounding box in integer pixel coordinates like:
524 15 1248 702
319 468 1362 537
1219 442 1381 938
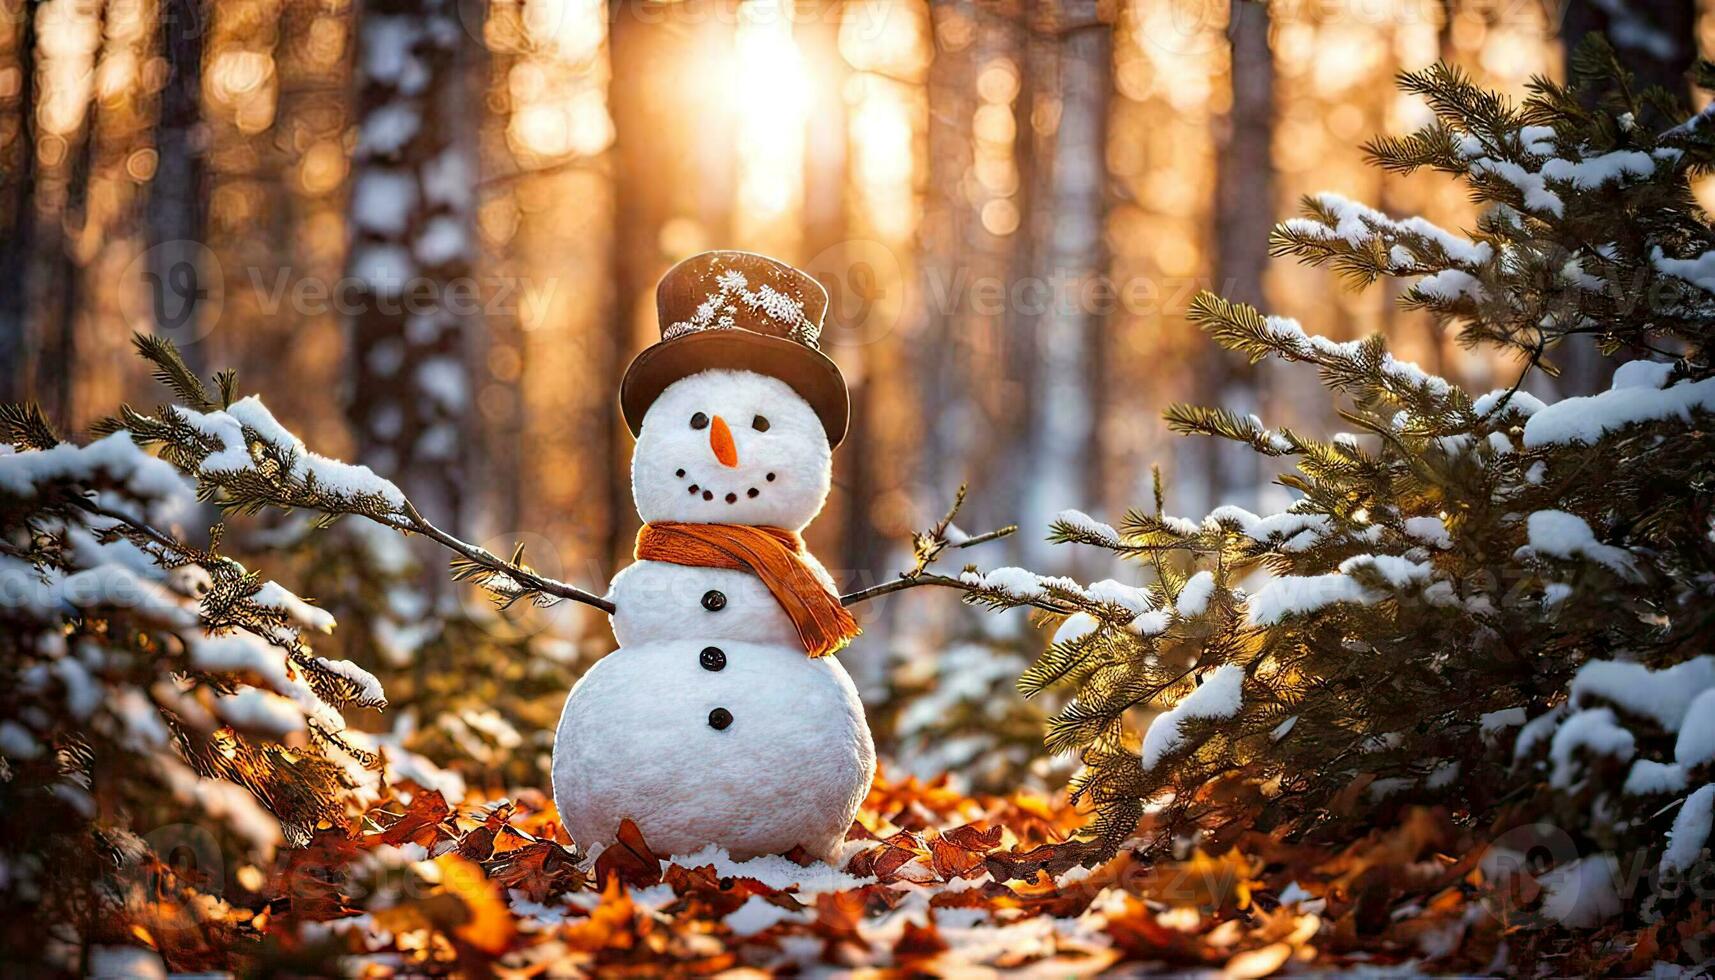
839 571 1074 615
839 484 1069 613
944 526 1017 551
110 333 619 617
383 502 616 615
70 495 190 556
840 572 975 606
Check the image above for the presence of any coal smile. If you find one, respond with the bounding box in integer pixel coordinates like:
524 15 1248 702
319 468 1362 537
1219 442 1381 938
678 467 775 504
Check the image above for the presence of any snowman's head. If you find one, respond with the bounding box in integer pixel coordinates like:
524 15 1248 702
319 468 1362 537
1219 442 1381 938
632 369 832 530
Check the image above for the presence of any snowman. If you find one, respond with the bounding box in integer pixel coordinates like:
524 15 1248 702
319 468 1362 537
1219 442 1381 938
553 251 874 862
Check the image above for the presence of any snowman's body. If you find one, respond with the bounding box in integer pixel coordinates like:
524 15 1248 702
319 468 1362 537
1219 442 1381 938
552 369 875 861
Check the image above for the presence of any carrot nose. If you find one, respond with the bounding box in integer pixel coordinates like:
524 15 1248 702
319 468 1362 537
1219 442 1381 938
709 415 739 467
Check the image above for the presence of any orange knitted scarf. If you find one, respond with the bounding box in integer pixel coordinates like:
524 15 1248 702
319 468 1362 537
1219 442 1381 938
634 522 861 658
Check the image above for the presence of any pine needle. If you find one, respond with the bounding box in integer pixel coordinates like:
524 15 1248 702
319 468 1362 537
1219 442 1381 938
132 332 216 411
0 403 61 450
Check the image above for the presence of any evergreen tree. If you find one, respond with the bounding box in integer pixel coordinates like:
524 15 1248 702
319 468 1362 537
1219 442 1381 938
276 518 591 794
0 382 387 962
883 626 1055 794
0 338 510 966
346 0 482 532
967 44 1715 923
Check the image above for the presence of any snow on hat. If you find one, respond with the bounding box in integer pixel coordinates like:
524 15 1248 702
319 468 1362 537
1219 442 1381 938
620 250 850 447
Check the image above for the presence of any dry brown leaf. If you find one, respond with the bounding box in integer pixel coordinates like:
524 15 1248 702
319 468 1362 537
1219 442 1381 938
370 789 452 850
435 854 518 956
894 913 949 964
593 818 662 888
484 837 589 903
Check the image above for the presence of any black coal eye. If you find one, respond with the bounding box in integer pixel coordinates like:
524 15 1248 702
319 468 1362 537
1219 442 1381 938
752 415 770 432
690 412 709 430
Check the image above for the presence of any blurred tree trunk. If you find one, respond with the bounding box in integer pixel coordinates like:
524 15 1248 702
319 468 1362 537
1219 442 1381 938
0 0 35 406
605 0 739 574
795 1 862 573
919 1 1026 536
145 0 210 375
53 102 93 410
1000 17 1050 559
918 0 971 508
1556 0 1693 395
345 0 482 536
28 0 101 429
257 0 351 445
1214 0 1270 325
1199 0 1271 509
607 0 666 575
1020 2 1110 567
222 3 309 432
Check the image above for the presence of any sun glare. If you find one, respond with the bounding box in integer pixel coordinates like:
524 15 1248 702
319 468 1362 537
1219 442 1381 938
504 0 613 163
732 0 811 256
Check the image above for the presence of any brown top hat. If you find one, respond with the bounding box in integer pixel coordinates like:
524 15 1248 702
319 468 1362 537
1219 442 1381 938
620 251 849 447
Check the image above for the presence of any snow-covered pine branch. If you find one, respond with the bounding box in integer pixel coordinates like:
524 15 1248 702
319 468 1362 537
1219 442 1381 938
1 340 506 955
1181 292 1463 423
105 334 615 615
988 52 1715 893
0 422 387 852
835 484 1054 612
1269 48 1715 367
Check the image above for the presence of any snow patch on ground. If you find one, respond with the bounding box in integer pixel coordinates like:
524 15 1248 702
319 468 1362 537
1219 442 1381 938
1479 707 1526 736
667 845 875 895
87 946 167 979
1538 853 1622 928
724 895 810 934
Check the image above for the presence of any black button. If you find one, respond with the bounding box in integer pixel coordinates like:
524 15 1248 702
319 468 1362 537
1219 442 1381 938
708 707 733 730
701 589 726 611
700 646 726 671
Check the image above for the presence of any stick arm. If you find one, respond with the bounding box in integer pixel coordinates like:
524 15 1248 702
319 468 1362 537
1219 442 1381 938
384 503 617 615
834 487 1073 615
